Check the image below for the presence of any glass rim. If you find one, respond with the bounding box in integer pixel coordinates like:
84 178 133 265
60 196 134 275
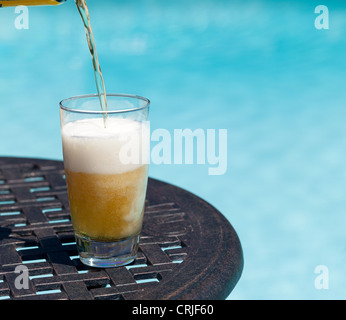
59 93 150 114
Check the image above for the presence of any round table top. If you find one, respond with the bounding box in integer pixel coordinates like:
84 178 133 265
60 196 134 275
0 157 243 300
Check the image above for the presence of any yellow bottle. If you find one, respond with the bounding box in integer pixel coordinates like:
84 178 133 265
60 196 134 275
0 0 65 7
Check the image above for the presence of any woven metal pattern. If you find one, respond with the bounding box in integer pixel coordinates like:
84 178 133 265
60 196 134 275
0 157 242 300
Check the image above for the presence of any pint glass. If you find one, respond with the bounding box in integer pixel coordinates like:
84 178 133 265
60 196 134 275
59 94 150 268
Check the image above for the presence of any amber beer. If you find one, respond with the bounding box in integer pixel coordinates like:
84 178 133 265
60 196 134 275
64 165 148 241
60 94 150 268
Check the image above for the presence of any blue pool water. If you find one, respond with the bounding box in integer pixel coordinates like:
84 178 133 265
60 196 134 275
1 0 346 299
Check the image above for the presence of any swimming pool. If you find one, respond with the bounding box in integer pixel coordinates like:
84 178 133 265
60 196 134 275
1 0 346 299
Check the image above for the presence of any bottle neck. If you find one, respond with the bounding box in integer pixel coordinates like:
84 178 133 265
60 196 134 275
0 0 66 7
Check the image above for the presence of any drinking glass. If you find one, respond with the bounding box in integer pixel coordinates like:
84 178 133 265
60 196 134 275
59 93 150 268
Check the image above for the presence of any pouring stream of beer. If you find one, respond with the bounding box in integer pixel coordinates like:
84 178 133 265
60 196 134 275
75 0 108 126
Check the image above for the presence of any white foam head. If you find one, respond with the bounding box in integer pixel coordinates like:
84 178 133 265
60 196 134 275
61 117 150 174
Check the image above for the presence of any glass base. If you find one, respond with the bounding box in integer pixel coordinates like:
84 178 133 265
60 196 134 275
75 233 139 268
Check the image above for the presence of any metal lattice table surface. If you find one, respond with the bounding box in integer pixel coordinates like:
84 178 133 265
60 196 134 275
0 157 243 300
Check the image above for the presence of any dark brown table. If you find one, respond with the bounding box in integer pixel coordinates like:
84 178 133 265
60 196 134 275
0 157 243 300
